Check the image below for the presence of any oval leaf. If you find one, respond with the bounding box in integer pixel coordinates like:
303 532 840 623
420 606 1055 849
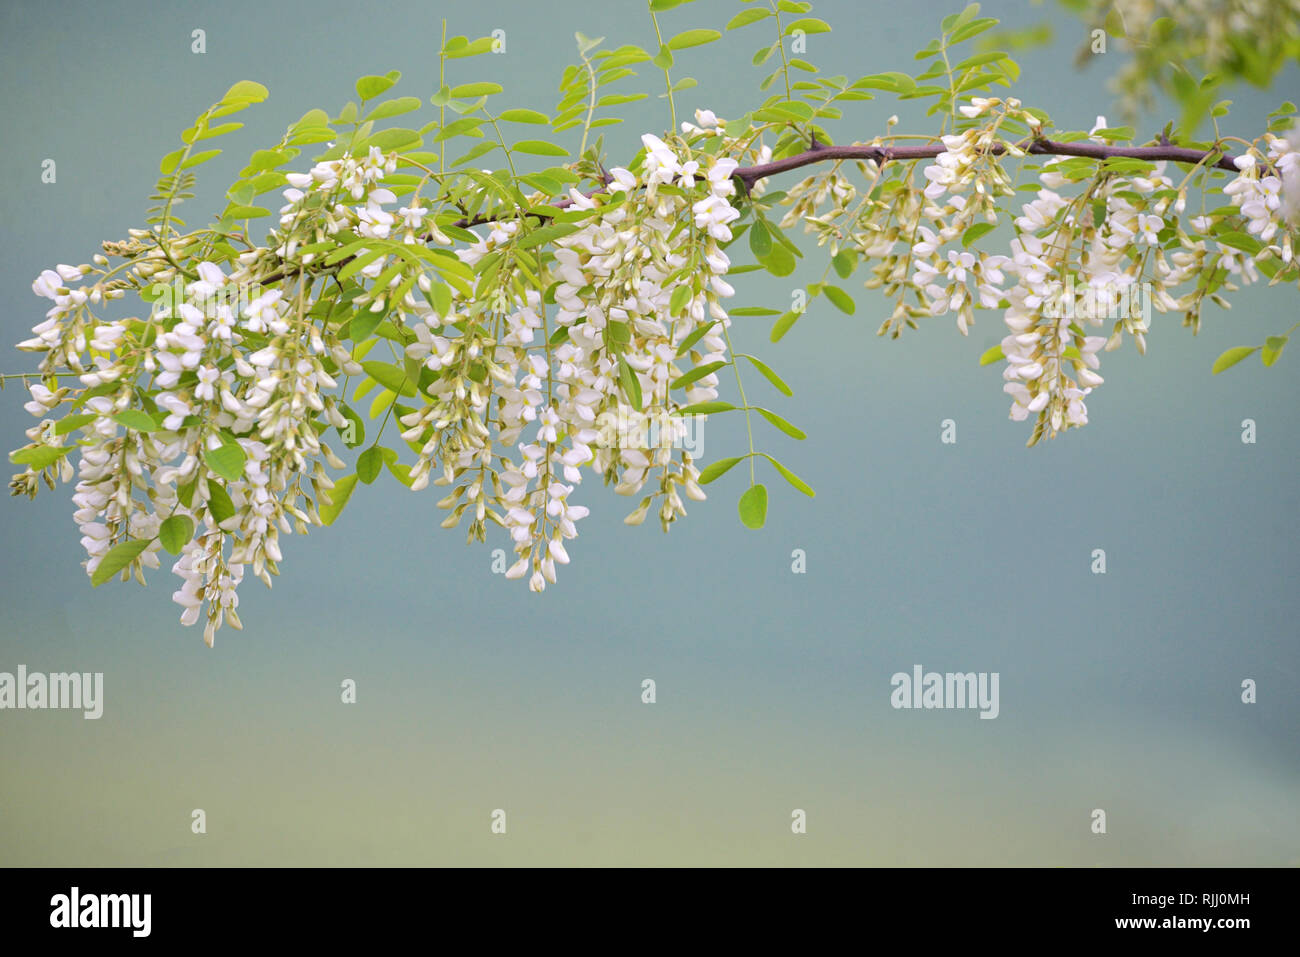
512 140 569 157
158 515 195 555
204 441 247 482
668 29 722 50
738 484 769 530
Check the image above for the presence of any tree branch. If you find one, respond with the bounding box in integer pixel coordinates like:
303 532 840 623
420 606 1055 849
732 136 1241 189
455 133 1242 230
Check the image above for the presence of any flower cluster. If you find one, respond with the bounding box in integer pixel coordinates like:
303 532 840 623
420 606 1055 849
396 132 742 591
10 123 747 640
773 96 1300 444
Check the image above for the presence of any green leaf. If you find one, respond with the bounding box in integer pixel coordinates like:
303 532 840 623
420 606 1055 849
668 29 722 50
365 127 422 151
962 222 997 246
671 360 728 390
385 458 415 488
54 413 96 436
177 479 197 509
499 108 550 124
339 404 365 448
1212 346 1259 374
357 446 384 484
617 356 643 411
9 445 71 470
727 8 771 29
361 360 417 397
112 410 160 432
784 18 832 35
669 284 693 316
366 96 423 121
756 407 806 439
979 344 1005 366
204 441 247 482
450 82 503 97
188 121 243 142
949 16 998 44
222 80 268 104
206 481 235 524
158 515 195 555
822 284 855 315
738 354 793 396
444 37 496 59
770 310 801 342
91 538 153 587
852 72 916 94
761 453 814 497
225 204 270 219
512 139 569 157
596 93 648 107
452 141 499 167
348 309 385 344
955 51 1010 71
1216 231 1263 254
319 474 359 526
738 484 768 529
831 250 856 279
678 401 737 415
749 220 773 258
356 74 397 100
181 149 222 169
159 148 185 175
699 456 745 484
1261 335 1288 368
760 243 796 277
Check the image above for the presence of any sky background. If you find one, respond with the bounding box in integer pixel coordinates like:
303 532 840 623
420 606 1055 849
1 0 1297 866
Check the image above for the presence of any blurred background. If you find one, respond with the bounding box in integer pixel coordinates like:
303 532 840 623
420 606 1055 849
1 0 1297 866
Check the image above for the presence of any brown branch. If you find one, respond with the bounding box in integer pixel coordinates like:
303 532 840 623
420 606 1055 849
733 136 1240 189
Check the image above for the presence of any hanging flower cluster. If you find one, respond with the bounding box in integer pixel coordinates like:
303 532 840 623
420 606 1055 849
396 132 739 592
774 97 1300 445
10 117 745 643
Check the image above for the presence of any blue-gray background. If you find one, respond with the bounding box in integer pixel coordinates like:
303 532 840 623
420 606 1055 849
1 0 1296 865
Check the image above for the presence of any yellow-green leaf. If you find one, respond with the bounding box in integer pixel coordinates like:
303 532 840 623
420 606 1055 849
738 484 768 529
1211 346 1258 374
668 29 722 50
91 538 153 587
320 474 359 526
